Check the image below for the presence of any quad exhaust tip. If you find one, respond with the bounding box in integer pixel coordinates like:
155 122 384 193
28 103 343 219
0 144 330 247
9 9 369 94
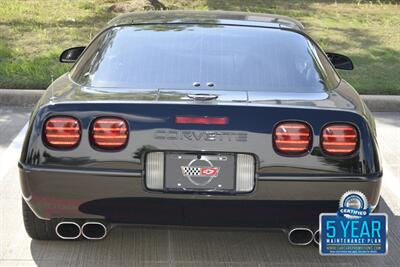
313 229 320 245
55 222 81 240
287 227 314 246
81 222 108 240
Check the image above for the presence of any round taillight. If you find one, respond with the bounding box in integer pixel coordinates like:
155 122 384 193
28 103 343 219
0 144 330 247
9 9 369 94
321 123 358 156
273 122 312 155
44 116 81 148
92 117 128 150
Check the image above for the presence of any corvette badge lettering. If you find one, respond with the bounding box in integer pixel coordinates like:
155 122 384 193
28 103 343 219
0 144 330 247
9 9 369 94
154 130 247 142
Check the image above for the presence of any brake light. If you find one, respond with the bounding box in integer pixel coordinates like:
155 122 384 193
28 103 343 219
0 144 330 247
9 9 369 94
92 117 128 150
44 116 80 148
273 122 312 155
176 116 228 125
321 124 358 155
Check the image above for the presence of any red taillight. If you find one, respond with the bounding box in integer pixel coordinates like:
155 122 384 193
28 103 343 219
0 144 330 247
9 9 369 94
44 116 80 148
321 124 358 156
273 122 312 155
176 116 228 125
92 117 128 150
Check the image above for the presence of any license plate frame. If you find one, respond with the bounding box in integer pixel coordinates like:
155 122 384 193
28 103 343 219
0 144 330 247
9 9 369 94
164 152 236 193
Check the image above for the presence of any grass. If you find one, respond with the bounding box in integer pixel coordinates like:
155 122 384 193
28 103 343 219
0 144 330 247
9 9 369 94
0 0 399 94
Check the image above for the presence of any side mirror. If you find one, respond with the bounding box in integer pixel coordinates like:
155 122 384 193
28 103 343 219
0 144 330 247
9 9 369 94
59 47 86 63
326 52 354 70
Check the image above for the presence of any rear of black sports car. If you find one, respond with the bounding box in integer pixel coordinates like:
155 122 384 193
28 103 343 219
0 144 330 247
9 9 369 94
18 11 382 241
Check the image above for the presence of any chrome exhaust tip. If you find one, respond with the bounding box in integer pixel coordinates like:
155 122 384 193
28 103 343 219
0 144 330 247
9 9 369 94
55 222 81 240
288 227 313 246
81 222 107 240
313 229 320 245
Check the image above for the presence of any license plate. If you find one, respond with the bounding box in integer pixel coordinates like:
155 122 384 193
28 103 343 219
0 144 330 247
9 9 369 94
165 153 235 192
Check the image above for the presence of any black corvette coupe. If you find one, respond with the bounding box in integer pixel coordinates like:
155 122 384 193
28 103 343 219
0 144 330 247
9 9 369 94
19 11 382 244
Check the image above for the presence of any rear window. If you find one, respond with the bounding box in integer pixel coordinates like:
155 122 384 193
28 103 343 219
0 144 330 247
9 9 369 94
71 24 339 92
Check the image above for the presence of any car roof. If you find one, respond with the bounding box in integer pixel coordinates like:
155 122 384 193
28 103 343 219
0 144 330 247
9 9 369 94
107 10 305 31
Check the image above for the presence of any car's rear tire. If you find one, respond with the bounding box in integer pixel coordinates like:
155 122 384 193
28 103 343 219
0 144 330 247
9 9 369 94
22 199 59 240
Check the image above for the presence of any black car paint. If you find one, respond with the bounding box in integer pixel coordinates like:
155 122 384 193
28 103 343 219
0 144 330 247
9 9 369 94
19 77 382 222
19 11 382 225
23 97 379 175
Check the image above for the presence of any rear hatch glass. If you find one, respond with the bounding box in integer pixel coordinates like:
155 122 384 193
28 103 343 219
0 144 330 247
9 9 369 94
71 24 339 92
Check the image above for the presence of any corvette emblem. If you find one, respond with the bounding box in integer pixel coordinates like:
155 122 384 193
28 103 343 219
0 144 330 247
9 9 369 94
181 166 220 177
180 157 220 186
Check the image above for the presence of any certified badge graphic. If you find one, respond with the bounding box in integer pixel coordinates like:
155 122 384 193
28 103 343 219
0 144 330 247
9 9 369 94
338 190 370 219
319 190 387 255
181 158 220 186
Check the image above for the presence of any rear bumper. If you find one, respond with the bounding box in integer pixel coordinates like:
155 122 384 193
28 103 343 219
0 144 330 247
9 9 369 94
19 163 382 226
